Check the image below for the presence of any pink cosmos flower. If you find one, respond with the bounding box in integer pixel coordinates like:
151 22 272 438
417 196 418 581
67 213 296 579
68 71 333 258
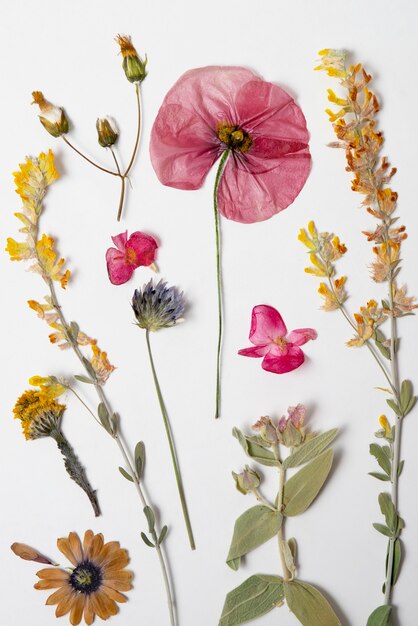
106 231 158 285
150 66 311 224
238 305 317 374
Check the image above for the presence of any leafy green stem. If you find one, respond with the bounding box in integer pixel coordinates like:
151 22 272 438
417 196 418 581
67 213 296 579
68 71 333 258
145 329 196 550
275 448 291 582
213 150 230 419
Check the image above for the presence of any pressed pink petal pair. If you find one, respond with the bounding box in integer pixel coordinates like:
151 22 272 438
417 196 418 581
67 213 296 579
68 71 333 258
239 305 317 374
150 66 311 223
106 231 158 285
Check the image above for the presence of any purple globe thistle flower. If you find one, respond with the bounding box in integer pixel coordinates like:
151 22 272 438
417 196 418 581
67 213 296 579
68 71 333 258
132 279 186 332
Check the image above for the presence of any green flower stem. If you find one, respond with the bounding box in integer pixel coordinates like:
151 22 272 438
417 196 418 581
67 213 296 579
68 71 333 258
51 428 101 517
145 329 196 551
275 448 291 582
384 275 401 605
213 150 229 419
44 279 177 626
62 83 142 222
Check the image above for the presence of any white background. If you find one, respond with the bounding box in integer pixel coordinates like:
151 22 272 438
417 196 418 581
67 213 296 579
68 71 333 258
1 1 418 624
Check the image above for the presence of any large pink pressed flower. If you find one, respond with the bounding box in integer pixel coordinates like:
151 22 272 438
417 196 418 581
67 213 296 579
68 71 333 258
238 305 317 374
150 66 310 223
106 231 158 285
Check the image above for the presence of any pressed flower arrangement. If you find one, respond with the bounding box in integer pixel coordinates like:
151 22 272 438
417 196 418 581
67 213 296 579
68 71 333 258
32 34 146 221
150 66 311 417
299 49 417 624
220 406 340 625
6 151 177 625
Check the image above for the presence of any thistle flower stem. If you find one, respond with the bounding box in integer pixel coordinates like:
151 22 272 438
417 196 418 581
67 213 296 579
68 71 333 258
67 386 102 426
51 429 101 517
44 281 177 625
213 150 229 419
62 137 118 176
145 330 196 550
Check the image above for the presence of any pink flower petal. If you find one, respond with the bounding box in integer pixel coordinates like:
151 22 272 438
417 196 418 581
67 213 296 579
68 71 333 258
238 344 270 358
262 345 304 374
150 66 261 190
248 305 287 345
287 328 318 346
111 231 128 252
217 148 310 223
106 248 134 285
127 232 158 267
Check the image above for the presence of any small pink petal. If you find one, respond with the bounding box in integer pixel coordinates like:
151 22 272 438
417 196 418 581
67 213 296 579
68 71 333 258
248 305 287 345
287 328 318 346
106 248 134 285
111 231 128 252
126 232 158 267
238 344 270 358
278 416 288 433
262 345 304 374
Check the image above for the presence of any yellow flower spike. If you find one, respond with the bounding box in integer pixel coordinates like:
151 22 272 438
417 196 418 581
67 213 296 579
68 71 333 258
35 234 71 288
29 376 67 399
5 238 32 261
307 220 317 237
90 344 116 385
332 236 347 255
297 228 316 251
379 415 391 437
327 89 347 107
309 253 328 276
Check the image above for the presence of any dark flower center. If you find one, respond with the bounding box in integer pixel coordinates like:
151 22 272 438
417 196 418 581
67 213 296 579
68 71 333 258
217 122 253 153
70 561 103 594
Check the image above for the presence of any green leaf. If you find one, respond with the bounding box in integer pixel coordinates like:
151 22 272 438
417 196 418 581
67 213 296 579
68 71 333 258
386 399 401 417
135 441 146 478
284 580 341 626
219 575 284 626
140 532 155 548
369 444 391 476
366 605 392 626
110 412 119 435
369 472 391 482
226 506 282 570
392 538 402 586
74 374 94 384
118 467 134 482
405 396 417 416
82 357 97 379
400 380 413 413
98 402 112 434
280 539 296 576
158 525 168 546
69 321 79 342
372 523 392 537
397 460 404 477
284 428 338 469
378 493 396 532
143 506 155 533
232 428 278 467
283 449 333 516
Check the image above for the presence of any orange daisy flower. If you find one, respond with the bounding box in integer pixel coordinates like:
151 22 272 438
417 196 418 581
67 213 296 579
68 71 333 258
34 531 132 625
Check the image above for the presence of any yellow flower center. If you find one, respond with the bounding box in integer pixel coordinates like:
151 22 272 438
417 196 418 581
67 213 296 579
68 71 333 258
125 247 138 265
273 336 288 352
217 122 253 153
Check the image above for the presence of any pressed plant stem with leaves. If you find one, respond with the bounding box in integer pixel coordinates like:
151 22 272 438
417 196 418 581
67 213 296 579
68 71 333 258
299 49 417 624
7 152 176 626
220 410 341 626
